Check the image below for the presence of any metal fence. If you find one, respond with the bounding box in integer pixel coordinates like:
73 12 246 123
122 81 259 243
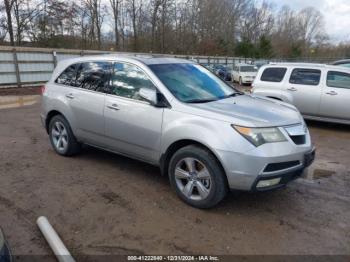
0 46 265 88
0 45 341 88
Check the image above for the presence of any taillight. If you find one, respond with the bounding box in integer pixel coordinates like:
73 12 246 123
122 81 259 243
41 85 46 95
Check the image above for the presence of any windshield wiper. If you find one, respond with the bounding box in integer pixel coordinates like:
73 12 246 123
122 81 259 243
221 92 244 99
186 98 218 104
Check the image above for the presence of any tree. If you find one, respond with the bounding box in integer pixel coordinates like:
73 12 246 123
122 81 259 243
150 0 163 50
235 38 255 57
13 0 39 45
84 0 105 49
256 35 273 58
0 2 8 43
4 0 15 46
297 7 327 54
240 1 274 45
109 0 121 50
0 0 341 58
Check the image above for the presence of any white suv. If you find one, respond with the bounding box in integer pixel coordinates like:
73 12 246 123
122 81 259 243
252 63 350 125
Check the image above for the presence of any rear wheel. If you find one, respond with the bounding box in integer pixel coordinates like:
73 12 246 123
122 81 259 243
169 145 228 208
49 115 81 156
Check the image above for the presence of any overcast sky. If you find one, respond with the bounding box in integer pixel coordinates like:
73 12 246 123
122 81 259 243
266 0 350 43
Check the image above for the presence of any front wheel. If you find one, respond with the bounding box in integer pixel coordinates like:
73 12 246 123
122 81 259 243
168 145 228 208
239 77 243 86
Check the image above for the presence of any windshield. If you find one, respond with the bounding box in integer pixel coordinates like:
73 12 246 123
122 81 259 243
149 63 238 103
240 66 257 72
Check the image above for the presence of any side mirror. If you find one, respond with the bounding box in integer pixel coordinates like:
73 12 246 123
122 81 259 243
139 88 157 105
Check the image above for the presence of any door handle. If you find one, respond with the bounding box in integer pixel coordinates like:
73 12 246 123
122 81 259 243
107 104 120 111
326 91 338 96
65 93 75 99
287 87 297 92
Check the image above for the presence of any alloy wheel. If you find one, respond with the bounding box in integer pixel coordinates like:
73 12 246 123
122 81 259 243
51 121 68 152
174 157 212 201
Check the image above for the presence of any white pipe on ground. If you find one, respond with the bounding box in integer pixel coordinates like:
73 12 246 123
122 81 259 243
36 216 75 262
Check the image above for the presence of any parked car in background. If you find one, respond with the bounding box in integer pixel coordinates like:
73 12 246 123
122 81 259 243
212 64 232 81
41 56 314 208
201 63 215 72
254 60 269 69
331 59 350 68
252 63 350 125
232 64 258 85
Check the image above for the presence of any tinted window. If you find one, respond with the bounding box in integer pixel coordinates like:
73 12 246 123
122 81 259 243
55 64 77 86
289 68 321 86
108 63 156 101
341 63 350 68
334 61 350 68
261 67 287 82
327 71 350 89
74 62 111 91
149 63 238 103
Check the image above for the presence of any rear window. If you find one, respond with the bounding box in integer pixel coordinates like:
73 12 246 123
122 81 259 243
240 66 257 72
260 67 287 82
55 64 78 86
289 68 321 86
340 63 350 68
74 62 111 91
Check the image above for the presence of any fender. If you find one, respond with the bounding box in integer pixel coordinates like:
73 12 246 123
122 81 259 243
279 91 294 104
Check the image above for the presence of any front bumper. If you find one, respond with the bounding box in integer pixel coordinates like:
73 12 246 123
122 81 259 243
216 139 315 191
252 147 315 191
242 77 255 84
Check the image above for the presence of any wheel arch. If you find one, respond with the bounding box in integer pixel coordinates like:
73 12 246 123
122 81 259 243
267 96 282 101
160 139 228 186
45 110 66 134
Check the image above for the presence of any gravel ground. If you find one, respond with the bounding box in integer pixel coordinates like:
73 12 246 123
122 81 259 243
0 101 349 259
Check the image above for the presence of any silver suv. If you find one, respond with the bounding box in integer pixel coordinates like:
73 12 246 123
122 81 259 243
41 56 315 208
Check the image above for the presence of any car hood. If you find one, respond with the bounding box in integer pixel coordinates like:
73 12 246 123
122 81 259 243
187 95 302 127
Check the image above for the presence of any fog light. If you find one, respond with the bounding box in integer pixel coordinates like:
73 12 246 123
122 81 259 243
256 178 281 188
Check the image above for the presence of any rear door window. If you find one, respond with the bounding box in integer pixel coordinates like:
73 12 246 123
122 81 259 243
260 67 287 82
289 68 321 86
327 71 350 89
55 64 78 86
74 62 111 92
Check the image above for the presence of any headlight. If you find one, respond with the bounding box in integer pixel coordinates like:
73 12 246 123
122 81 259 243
232 125 287 147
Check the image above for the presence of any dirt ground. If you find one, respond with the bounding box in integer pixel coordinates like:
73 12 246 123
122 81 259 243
0 86 41 96
0 101 349 259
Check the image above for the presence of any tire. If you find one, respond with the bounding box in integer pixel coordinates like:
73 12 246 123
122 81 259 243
49 115 81 156
168 145 228 208
239 77 243 86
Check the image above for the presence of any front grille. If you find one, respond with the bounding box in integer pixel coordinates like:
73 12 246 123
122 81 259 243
290 135 306 145
263 160 300 172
